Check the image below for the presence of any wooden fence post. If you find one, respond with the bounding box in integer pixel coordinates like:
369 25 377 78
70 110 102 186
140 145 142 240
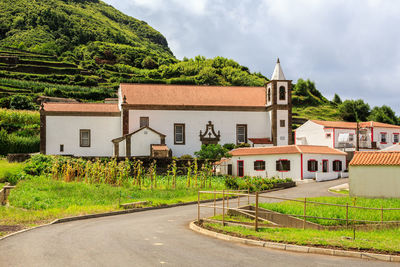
197 190 200 223
346 203 349 228
247 187 250 205
255 191 259 232
222 190 225 226
237 191 240 208
303 197 307 229
213 189 216 216
381 206 383 225
227 190 229 210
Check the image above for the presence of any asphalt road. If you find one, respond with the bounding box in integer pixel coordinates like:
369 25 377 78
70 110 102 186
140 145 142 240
0 178 396 267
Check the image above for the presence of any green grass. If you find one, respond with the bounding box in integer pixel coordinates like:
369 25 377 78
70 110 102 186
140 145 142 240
293 105 341 121
258 196 400 226
1 175 225 227
0 158 24 183
205 223 400 254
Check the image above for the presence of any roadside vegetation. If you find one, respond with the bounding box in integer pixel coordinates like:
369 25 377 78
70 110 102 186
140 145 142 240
204 222 400 254
0 155 292 233
258 196 400 226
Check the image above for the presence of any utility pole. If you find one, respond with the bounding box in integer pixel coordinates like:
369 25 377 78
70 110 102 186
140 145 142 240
356 121 360 151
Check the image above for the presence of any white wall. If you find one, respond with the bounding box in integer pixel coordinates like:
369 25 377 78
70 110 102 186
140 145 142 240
46 116 121 157
302 153 346 180
350 166 400 198
295 121 329 146
231 154 301 180
277 110 288 146
129 110 271 157
374 127 400 149
131 129 163 157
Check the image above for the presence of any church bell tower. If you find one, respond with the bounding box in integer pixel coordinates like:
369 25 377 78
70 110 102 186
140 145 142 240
265 58 293 146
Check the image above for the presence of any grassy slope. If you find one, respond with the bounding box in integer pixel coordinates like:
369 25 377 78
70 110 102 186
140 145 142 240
259 196 400 226
206 223 400 254
1 175 225 227
0 158 25 182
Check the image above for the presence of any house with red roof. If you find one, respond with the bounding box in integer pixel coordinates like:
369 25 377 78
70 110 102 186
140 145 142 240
226 145 347 181
40 59 293 157
295 120 400 151
349 151 400 198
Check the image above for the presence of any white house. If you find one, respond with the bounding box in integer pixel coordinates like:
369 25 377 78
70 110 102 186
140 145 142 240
40 59 293 157
349 151 400 198
295 120 400 151
227 145 347 181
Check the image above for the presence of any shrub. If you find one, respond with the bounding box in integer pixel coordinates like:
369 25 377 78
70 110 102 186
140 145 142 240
23 154 54 176
9 95 36 110
194 144 229 160
179 154 193 160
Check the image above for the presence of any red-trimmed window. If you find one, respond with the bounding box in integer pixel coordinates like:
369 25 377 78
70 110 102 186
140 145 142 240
307 160 318 172
380 132 387 143
254 160 266 171
276 159 290 172
333 160 342 172
393 133 399 143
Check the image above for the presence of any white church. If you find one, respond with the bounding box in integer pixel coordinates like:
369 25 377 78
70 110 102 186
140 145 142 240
40 59 293 157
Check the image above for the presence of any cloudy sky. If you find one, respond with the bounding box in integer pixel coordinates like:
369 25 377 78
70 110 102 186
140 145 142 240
103 0 400 113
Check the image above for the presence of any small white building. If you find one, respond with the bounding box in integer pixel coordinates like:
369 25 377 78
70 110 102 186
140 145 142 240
349 151 400 198
41 59 294 157
295 120 400 151
228 145 347 181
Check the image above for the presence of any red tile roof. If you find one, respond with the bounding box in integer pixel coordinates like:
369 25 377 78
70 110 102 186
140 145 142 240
230 145 347 156
350 151 400 166
248 138 273 144
151 145 169 151
120 83 266 107
311 120 400 129
43 103 120 113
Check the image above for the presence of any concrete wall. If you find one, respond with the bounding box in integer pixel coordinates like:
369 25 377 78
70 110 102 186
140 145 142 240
231 154 301 180
350 166 400 198
129 110 272 157
130 129 163 157
46 116 121 157
277 110 289 146
295 121 329 146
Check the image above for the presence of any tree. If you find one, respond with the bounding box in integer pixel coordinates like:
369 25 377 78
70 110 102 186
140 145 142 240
338 99 370 122
194 144 230 160
368 105 399 125
332 93 342 105
9 95 36 110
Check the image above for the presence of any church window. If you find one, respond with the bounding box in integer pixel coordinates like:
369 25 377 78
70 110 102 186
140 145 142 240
140 117 149 128
80 129 91 147
267 88 271 102
279 86 286 101
174 124 185 145
280 120 285 127
236 124 247 144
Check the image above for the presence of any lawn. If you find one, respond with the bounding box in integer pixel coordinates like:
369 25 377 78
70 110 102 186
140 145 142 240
1 175 226 228
0 158 25 183
204 222 400 254
258 196 400 226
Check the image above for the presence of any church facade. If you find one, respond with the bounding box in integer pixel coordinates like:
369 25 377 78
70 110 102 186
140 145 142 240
40 60 293 157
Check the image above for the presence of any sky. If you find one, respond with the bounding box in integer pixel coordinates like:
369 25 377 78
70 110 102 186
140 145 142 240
103 0 400 113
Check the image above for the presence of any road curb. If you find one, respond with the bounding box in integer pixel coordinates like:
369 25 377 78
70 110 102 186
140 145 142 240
189 221 400 263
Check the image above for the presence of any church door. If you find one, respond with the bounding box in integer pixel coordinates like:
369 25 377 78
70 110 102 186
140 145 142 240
237 160 244 177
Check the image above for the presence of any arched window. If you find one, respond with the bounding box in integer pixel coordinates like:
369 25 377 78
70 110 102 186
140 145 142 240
279 86 286 101
267 88 271 102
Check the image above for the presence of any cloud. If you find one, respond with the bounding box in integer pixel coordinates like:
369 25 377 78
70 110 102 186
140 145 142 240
103 0 400 113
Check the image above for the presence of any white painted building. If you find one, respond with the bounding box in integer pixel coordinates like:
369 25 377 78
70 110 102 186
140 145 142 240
349 151 400 198
41 60 293 157
295 120 400 151
227 145 347 181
